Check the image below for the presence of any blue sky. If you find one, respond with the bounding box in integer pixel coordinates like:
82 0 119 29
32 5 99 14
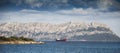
0 0 120 37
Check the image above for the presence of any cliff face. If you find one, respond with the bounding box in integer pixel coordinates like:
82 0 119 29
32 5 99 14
0 22 120 41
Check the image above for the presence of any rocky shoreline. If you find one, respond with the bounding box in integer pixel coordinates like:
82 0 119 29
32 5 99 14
0 41 44 44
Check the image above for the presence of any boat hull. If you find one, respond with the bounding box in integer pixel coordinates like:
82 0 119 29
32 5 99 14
56 39 66 41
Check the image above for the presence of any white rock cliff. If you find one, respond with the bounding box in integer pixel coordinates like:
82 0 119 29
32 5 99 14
0 22 120 41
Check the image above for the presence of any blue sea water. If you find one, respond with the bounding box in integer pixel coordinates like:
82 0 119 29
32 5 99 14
0 41 120 53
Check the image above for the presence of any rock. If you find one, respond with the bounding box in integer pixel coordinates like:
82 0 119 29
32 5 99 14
0 22 120 41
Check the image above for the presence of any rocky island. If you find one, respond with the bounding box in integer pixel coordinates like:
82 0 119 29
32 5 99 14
0 36 44 44
0 22 120 41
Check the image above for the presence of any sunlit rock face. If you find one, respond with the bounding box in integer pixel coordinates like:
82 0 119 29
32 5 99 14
0 22 120 41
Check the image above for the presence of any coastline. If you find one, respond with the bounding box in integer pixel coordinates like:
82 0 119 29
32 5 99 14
0 41 44 44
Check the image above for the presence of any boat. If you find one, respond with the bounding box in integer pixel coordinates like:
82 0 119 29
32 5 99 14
56 38 66 41
38 41 45 44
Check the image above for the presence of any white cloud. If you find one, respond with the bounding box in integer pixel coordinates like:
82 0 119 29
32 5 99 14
9 0 120 10
13 0 68 8
98 0 113 10
1 8 120 22
24 0 43 8
55 8 120 19
55 8 98 15
97 0 120 11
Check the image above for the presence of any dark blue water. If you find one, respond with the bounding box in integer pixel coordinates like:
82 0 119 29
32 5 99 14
0 41 120 53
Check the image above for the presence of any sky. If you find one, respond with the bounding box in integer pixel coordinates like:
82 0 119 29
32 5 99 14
0 0 120 37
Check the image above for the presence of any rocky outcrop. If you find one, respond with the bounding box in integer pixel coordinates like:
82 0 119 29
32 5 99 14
0 41 44 44
0 22 120 41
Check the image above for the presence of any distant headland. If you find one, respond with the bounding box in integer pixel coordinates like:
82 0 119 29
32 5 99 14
0 22 120 41
0 36 44 44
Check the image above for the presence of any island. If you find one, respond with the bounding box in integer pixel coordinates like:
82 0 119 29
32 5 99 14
0 22 120 41
0 36 44 44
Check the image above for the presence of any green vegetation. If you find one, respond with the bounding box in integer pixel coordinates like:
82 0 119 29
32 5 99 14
0 36 34 41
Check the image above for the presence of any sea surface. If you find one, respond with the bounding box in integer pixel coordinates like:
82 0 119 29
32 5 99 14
0 41 120 53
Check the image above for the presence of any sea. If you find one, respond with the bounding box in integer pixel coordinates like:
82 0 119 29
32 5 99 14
0 41 120 53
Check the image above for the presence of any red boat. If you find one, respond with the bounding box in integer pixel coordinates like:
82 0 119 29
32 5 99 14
56 38 66 41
